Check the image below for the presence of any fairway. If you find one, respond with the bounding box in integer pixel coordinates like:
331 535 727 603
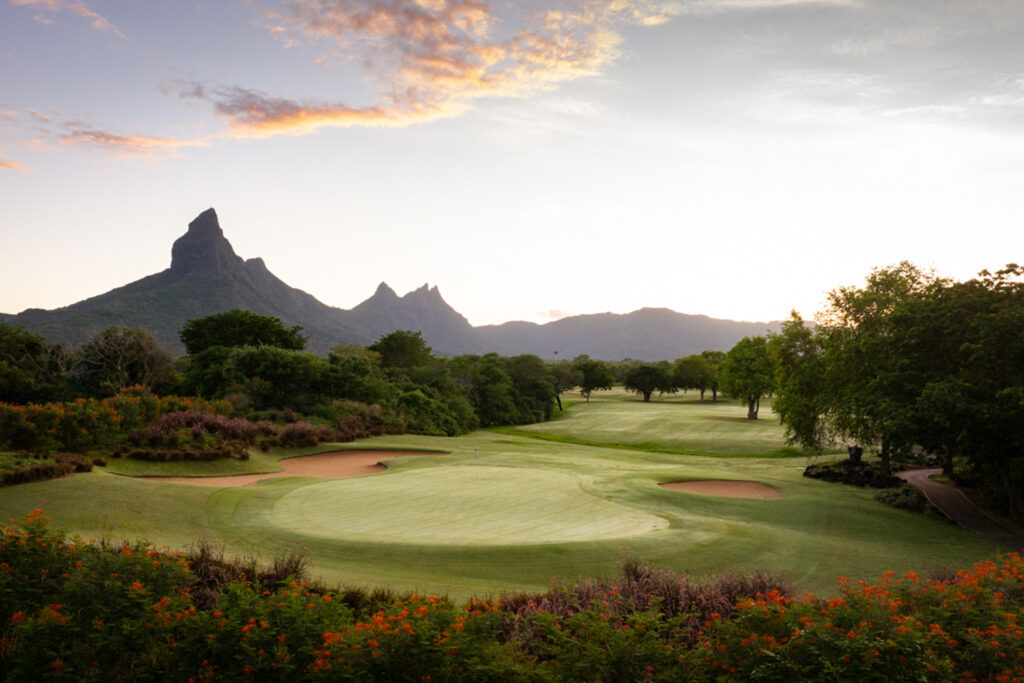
507 388 814 457
272 466 669 545
0 390 1010 598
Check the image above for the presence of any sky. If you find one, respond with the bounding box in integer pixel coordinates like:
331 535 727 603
2 0 1023 328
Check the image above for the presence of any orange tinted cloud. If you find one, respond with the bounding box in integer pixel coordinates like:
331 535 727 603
10 0 125 38
0 157 30 172
197 0 675 136
59 129 208 158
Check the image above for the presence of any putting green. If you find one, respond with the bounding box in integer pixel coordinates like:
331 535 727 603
271 465 669 545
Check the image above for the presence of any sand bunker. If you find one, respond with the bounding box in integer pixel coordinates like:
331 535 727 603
149 451 443 487
659 480 782 499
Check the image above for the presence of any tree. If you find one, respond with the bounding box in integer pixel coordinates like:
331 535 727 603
71 327 177 397
701 350 726 402
768 312 827 449
0 323 69 403
885 265 1024 514
324 345 391 405
573 356 613 402
720 336 775 419
623 363 673 402
463 354 518 426
368 330 433 373
179 310 305 355
672 354 711 401
548 359 582 411
820 262 940 476
506 354 556 423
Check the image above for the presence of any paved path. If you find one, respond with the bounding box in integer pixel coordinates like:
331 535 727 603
897 468 1024 549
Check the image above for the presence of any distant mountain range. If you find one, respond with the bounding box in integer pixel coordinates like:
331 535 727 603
1 209 784 360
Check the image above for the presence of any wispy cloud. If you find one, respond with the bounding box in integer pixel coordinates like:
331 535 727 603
171 0 676 137
10 0 125 38
59 128 208 158
0 157 30 172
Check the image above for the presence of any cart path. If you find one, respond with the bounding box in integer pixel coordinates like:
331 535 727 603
897 468 1024 549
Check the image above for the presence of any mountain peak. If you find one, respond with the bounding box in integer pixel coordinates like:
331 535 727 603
170 208 241 274
374 281 398 298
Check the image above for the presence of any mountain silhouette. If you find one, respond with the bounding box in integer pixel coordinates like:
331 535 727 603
3 209 782 359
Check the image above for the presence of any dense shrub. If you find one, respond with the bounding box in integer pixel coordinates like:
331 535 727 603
875 485 948 518
4 513 1024 681
804 458 904 488
278 421 334 448
0 389 234 454
136 410 275 450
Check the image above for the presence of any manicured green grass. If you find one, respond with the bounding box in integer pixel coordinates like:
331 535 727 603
0 391 1006 600
513 387 818 457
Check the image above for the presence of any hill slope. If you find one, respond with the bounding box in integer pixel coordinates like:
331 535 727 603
5 209 782 359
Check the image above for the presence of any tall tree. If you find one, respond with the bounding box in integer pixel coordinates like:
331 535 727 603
820 262 940 476
720 336 775 419
768 313 827 449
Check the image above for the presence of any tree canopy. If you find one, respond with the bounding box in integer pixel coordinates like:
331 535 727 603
623 363 674 402
572 356 613 402
368 330 433 372
179 310 306 355
720 336 775 419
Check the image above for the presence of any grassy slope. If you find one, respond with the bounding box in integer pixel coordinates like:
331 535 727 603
0 391 1005 599
507 388 815 457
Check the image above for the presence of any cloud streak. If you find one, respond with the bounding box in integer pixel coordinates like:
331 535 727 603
174 0 676 137
10 0 125 38
59 128 208 158
0 157 30 172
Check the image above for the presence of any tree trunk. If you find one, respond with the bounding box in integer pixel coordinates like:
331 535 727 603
942 445 953 477
746 396 758 420
643 391 652 402
699 389 705 401
555 393 563 411
995 460 1022 520
712 388 718 402
879 438 891 478
847 445 863 464
585 391 590 403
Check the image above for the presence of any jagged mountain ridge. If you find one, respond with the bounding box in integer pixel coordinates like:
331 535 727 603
4 209 782 359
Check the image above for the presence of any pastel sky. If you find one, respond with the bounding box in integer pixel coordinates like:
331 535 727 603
2 0 1023 328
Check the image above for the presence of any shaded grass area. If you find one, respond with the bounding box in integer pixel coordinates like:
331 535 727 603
0 393 1004 600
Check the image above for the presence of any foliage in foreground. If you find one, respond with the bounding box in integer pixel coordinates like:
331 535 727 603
2 512 1024 681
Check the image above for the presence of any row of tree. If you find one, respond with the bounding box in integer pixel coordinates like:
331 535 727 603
0 312 567 436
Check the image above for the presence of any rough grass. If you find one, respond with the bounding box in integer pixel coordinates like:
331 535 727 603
0 389 1005 599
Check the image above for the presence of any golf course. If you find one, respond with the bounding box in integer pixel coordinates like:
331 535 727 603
0 388 1005 599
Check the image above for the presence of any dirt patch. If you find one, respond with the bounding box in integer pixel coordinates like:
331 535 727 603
659 480 782 499
148 451 444 487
